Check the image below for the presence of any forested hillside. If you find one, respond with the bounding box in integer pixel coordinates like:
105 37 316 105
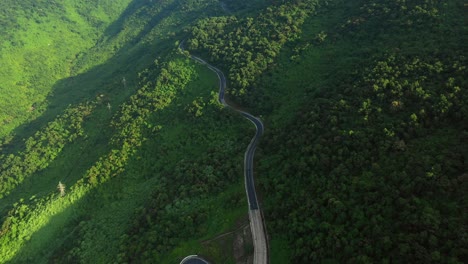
186 0 467 262
0 0 466 263
256 0 467 262
0 0 134 138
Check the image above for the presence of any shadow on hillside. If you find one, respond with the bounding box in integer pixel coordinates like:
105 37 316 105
0 0 246 261
0 0 227 217
4 0 181 151
6 190 92 263
6 168 151 263
0 0 191 213
4 51 247 263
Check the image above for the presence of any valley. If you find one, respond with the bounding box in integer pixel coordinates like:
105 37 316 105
0 0 466 263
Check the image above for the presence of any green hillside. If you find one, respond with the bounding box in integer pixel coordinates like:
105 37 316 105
0 0 466 263
0 0 134 138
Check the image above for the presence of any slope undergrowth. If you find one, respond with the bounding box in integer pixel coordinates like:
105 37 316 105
0 0 465 263
0 0 133 138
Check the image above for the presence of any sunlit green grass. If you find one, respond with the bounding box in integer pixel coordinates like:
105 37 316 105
0 0 133 138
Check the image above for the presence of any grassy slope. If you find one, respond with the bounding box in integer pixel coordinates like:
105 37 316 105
0 0 255 263
8 61 248 263
0 0 133 138
1 0 465 263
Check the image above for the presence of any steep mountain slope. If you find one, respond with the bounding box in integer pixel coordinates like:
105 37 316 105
186 0 466 262
0 0 466 263
0 1 250 263
0 0 133 138
255 1 467 263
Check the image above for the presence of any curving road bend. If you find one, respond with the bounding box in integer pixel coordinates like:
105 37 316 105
180 43 268 264
180 255 210 264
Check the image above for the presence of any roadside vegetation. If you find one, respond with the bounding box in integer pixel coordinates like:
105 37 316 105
0 0 465 263
186 0 466 262
256 0 467 263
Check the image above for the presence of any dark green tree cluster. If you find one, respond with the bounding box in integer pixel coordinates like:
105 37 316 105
47 53 248 262
116 187 209 262
86 58 195 186
336 0 463 44
112 61 248 262
257 0 467 262
221 0 266 12
116 140 245 263
262 53 467 262
187 0 321 101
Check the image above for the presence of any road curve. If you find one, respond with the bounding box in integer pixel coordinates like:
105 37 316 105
179 42 268 264
180 255 209 264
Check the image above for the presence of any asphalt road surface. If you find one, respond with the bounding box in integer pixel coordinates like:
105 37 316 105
180 255 209 264
180 44 269 264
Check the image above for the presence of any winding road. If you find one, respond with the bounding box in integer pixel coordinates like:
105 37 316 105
179 43 268 264
180 255 210 264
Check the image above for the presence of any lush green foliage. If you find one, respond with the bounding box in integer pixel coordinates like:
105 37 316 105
0 0 466 263
262 55 467 262
255 0 467 262
187 0 320 101
0 103 94 199
0 1 249 263
0 0 132 138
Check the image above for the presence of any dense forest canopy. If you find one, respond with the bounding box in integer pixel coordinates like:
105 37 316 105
0 0 466 263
